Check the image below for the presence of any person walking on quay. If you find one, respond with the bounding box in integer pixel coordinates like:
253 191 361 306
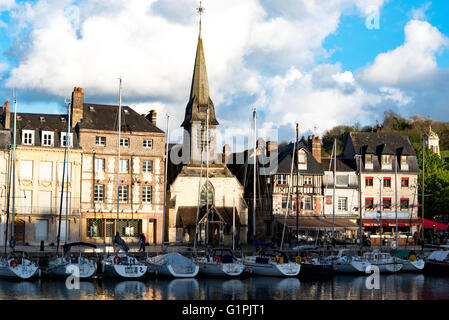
413 231 419 246
139 233 146 252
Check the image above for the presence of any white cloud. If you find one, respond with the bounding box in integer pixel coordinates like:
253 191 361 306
410 1 432 20
0 0 15 11
358 19 449 87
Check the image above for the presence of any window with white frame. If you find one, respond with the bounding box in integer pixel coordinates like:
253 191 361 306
20 160 33 180
277 174 287 185
338 197 347 211
298 151 306 164
94 184 104 202
22 130 34 145
39 161 52 181
42 131 54 147
119 159 129 173
60 132 73 147
382 155 392 166
95 136 106 146
142 186 152 203
120 138 129 147
304 176 313 185
118 185 128 202
94 158 105 173
304 196 312 210
143 160 153 173
143 139 153 149
39 191 52 214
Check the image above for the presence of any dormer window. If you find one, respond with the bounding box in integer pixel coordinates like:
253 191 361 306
297 150 307 170
39 116 45 122
401 156 409 171
22 130 34 145
382 155 392 169
61 132 73 147
42 131 54 147
365 154 373 169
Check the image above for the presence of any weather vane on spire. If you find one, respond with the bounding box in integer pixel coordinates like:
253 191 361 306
197 1 205 37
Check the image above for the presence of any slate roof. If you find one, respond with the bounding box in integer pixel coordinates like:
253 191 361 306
348 132 418 173
8 112 81 149
79 103 164 133
321 157 357 172
350 132 416 156
276 141 324 175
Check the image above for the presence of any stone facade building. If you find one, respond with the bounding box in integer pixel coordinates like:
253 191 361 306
167 23 248 246
72 88 166 245
0 100 82 245
342 132 420 245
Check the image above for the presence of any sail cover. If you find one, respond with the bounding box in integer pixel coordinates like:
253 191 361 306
150 253 195 266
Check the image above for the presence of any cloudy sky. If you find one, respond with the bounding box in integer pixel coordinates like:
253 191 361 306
1 0 449 150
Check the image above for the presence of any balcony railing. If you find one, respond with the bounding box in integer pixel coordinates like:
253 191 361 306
9 207 80 215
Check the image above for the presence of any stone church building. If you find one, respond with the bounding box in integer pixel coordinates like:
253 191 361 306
166 22 248 246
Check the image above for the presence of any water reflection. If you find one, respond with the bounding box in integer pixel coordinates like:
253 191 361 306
0 274 447 300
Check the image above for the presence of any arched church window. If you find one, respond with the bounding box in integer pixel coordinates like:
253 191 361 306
200 182 214 206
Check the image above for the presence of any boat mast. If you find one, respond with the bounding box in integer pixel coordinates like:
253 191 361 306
280 137 297 250
295 124 299 243
4 101 13 254
252 108 257 243
193 142 203 253
10 94 17 252
56 97 70 256
205 107 210 247
394 155 398 249
232 193 236 252
332 139 336 245
379 177 383 248
162 113 170 252
358 151 363 251
116 78 122 239
65 98 71 244
421 140 425 242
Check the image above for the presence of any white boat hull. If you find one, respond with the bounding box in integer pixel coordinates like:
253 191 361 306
371 262 403 273
147 262 199 278
198 262 244 277
102 262 147 279
48 261 97 279
243 258 300 277
334 260 371 274
400 259 425 272
0 259 39 280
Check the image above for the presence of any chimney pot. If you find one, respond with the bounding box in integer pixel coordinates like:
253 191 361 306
4 101 10 129
71 86 84 128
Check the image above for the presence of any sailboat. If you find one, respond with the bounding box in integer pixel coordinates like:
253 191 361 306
242 111 300 277
101 78 147 279
0 95 39 280
47 99 98 279
146 110 199 278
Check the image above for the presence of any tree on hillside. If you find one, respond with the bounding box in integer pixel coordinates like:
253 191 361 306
417 147 449 220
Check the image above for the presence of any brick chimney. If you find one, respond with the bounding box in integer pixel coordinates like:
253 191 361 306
146 109 157 126
266 141 278 157
71 87 84 128
4 101 10 129
311 135 322 163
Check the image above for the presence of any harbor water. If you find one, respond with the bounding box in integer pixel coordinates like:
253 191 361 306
0 274 448 300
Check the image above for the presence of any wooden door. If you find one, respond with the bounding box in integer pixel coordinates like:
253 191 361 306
14 219 25 243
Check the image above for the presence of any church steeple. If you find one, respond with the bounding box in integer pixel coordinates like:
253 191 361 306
182 1 218 128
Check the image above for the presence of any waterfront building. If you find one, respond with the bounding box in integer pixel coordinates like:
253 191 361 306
0 100 82 245
166 19 248 246
342 132 420 246
73 87 166 245
321 156 360 240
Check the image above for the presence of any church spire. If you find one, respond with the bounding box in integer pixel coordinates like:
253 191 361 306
182 1 218 127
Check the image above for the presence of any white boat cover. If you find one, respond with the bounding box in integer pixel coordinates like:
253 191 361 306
151 253 195 266
428 250 449 261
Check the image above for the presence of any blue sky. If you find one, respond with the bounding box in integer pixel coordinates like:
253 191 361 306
1 0 449 148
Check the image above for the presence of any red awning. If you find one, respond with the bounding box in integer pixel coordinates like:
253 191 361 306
362 219 420 227
419 218 449 230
